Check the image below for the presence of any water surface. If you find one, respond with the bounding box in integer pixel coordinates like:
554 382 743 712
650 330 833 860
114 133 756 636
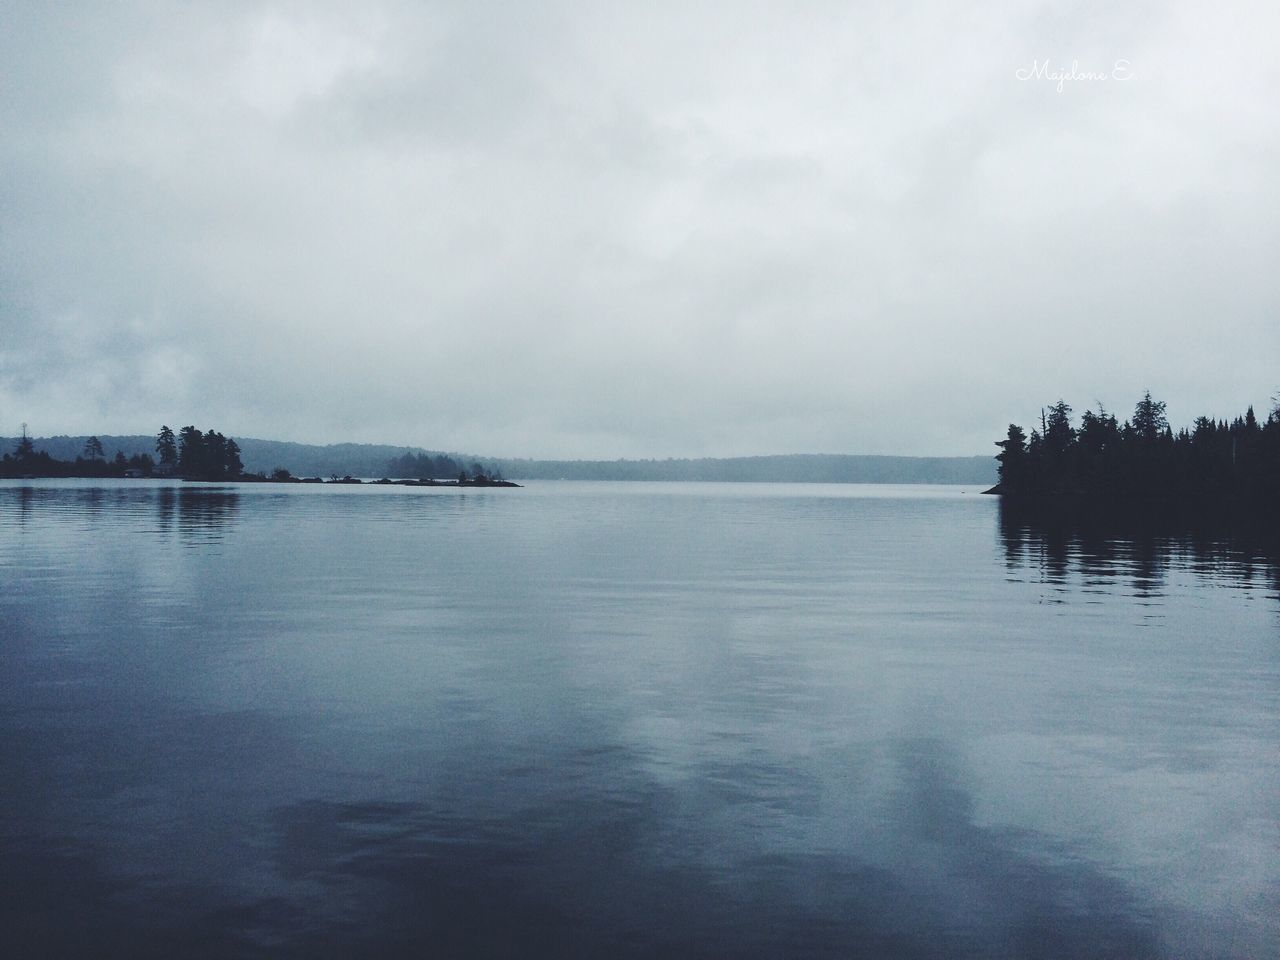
1 480 1277 958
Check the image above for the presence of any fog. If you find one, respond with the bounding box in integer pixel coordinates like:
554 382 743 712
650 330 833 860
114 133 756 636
2 1 1276 458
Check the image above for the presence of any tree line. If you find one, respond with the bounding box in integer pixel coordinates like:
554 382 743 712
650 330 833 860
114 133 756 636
385 451 502 482
4 427 502 482
995 392 1280 502
2 426 156 478
2 424 243 480
158 425 243 480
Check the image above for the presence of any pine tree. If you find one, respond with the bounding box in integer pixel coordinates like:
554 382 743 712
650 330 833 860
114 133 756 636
14 423 35 460
156 426 177 466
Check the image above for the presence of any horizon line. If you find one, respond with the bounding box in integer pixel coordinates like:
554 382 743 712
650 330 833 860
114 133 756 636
3 430 992 463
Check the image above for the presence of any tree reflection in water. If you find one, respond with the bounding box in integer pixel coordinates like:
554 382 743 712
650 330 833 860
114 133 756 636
999 498 1280 598
172 487 240 543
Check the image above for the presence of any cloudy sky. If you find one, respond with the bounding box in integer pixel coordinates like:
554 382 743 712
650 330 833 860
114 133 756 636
2 1 1276 458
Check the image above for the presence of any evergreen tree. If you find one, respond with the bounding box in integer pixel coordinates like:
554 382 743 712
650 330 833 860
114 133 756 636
156 426 177 466
1132 391 1168 443
225 439 243 478
204 432 227 476
14 424 35 460
994 424 1028 493
178 426 204 476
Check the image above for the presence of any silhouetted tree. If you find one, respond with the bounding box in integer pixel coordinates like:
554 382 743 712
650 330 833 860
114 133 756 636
84 436 105 461
178 426 204 476
994 424 1028 493
205 432 227 474
1076 407 1120 492
225 438 243 477
156 425 177 467
1132 391 1168 443
1044 401 1074 454
14 423 34 460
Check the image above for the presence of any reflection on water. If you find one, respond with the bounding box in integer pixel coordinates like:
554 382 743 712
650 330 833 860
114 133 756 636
172 487 239 541
1 482 240 544
247 736 1164 960
1 481 1277 958
999 497 1280 598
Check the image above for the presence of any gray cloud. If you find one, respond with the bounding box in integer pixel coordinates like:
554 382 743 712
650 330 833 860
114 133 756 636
3 1 1277 457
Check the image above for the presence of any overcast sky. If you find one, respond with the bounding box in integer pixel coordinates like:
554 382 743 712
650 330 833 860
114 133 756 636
2 1 1277 458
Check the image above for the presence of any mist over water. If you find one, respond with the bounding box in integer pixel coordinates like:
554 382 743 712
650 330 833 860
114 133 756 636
2 480 1277 958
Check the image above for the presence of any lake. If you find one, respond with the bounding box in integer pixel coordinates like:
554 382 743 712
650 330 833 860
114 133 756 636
1 480 1277 958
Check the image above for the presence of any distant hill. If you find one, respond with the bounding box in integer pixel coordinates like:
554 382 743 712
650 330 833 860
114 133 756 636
3 435 996 485
494 454 996 484
231 439 444 478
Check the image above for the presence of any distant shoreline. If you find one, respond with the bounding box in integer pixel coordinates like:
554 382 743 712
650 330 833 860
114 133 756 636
0 473 521 488
1 434 997 485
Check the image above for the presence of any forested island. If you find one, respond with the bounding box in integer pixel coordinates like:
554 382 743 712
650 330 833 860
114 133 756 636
1 425 515 485
991 393 1279 504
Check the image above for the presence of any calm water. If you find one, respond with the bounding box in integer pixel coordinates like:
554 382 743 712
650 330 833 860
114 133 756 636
1 480 1277 959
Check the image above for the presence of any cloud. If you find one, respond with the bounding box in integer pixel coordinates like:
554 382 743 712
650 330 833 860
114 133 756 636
3 1 1277 457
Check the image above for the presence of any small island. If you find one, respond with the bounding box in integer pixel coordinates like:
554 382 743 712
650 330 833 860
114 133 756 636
1 424 519 486
989 392 1279 506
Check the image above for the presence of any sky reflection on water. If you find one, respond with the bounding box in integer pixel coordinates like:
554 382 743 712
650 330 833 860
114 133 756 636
1 481 1277 958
